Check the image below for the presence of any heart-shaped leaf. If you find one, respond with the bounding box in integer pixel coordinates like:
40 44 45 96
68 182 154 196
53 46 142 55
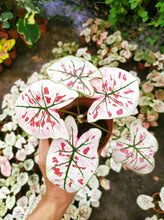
15 80 78 140
137 194 155 210
110 119 158 174
88 67 139 122
46 115 102 193
46 55 102 97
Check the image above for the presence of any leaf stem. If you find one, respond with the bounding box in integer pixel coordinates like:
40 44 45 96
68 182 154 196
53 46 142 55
57 109 78 117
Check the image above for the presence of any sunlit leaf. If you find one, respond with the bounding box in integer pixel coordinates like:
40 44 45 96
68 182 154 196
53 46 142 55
15 80 78 139
46 115 101 193
88 67 139 122
110 119 158 174
46 55 102 97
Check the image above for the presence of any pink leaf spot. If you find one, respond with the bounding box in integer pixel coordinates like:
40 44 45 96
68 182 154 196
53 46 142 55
56 95 66 102
108 111 112 117
69 182 73 187
139 157 144 163
139 134 144 141
52 157 59 163
61 142 66 151
25 94 36 105
41 119 45 128
118 72 121 78
45 96 51 104
35 121 40 127
116 143 124 147
93 111 98 119
44 87 49 94
128 101 133 105
36 95 40 102
53 167 63 177
78 179 84 185
22 112 27 119
25 117 29 122
83 147 90 155
113 99 123 105
91 135 95 139
117 109 123 115
124 89 134 94
67 81 74 87
120 148 129 154
123 74 127 81
30 120 35 127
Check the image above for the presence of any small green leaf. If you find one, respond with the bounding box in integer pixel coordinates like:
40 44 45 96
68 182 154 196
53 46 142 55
130 2 138 9
142 16 148 22
2 21 10 29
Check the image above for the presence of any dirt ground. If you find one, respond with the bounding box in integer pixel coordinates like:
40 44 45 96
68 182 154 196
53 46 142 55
0 10 164 220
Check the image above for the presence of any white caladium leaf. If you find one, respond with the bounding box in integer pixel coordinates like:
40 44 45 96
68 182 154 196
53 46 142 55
160 187 164 203
109 158 122 173
137 194 155 210
46 115 102 193
88 175 99 189
88 67 139 122
96 165 110 177
12 206 24 218
46 55 102 97
28 174 39 186
77 206 92 220
4 214 13 220
17 196 28 208
15 80 78 140
17 172 28 186
75 186 90 201
0 186 10 199
0 156 11 177
6 195 16 210
11 183 21 195
159 201 164 211
65 204 79 219
24 159 34 171
88 189 102 202
110 119 158 174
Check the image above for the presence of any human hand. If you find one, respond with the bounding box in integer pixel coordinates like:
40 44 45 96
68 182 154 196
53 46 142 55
38 139 76 203
27 139 75 220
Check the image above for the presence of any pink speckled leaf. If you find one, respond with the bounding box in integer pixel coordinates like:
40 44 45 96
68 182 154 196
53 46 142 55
46 55 102 97
46 115 102 193
110 119 158 174
0 157 11 177
15 80 78 140
88 67 139 122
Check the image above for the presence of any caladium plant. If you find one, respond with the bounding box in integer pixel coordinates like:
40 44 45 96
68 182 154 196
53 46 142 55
110 119 158 174
14 55 158 193
46 115 101 193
